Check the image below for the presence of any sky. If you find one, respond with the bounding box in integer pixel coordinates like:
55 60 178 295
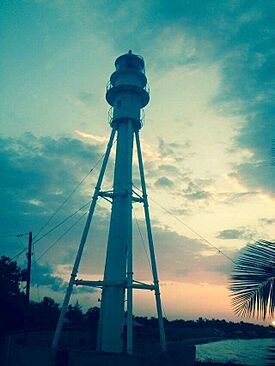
0 0 274 325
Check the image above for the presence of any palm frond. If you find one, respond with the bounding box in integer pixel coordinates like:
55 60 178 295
230 240 275 319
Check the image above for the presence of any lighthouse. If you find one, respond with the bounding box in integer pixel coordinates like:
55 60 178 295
52 51 166 354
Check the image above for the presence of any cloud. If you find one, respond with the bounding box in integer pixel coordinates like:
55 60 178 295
2 0 273 320
172 208 189 217
0 130 242 309
217 229 246 240
229 161 275 200
77 92 98 106
155 176 175 189
217 191 260 205
158 138 191 162
216 227 256 241
132 218 237 285
259 218 275 226
75 130 109 145
158 164 184 176
185 190 211 201
0 133 110 255
142 1 275 200
182 182 212 202
206 3 275 198
31 262 66 292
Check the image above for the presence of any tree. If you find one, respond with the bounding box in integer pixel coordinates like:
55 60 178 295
29 296 60 329
85 306 99 328
66 301 83 327
0 256 23 296
0 256 26 334
230 240 275 319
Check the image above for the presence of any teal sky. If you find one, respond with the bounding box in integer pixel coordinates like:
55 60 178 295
1 1 274 324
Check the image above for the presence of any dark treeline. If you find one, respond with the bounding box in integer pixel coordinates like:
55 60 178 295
0 256 100 337
0 256 273 340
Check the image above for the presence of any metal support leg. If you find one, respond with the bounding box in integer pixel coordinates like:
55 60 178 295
52 128 116 349
126 123 133 355
135 131 167 352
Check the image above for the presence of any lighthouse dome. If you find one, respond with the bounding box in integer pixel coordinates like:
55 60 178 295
114 50 145 74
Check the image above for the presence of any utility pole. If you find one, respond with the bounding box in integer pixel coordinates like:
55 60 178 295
26 231 32 304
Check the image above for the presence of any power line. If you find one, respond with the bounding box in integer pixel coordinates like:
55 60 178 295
133 209 151 270
33 150 108 241
133 184 235 264
9 197 93 262
17 235 26 248
10 247 27 261
33 201 91 245
2 138 117 262
134 208 169 320
32 137 117 246
34 210 88 263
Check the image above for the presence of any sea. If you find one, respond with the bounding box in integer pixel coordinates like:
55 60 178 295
196 338 274 365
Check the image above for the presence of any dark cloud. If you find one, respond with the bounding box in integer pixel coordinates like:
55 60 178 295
216 228 256 241
185 190 211 201
218 191 260 205
172 208 189 217
31 262 66 292
217 229 246 240
158 138 191 162
147 1 275 197
3 0 272 309
0 133 109 258
182 182 212 202
229 162 275 199
158 164 183 176
204 2 275 197
31 262 96 295
140 223 233 282
147 1 274 198
259 218 275 226
0 133 236 295
77 92 98 106
154 176 175 188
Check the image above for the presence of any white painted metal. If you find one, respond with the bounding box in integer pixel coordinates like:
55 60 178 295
51 128 116 350
126 119 133 353
97 52 149 354
97 119 134 353
135 130 167 352
53 52 166 355
74 279 155 290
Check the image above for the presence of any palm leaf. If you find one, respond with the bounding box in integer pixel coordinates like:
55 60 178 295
230 240 275 319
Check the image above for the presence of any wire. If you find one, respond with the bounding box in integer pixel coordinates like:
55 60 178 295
7 136 117 261
10 247 27 261
32 136 118 246
33 201 91 245
33 151 107 240
134 209 169 320
17 235 26 248
133 184 235 264
34 210 88 263
133 209 151 270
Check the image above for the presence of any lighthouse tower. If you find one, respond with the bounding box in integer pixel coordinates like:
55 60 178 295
52 51 166 354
